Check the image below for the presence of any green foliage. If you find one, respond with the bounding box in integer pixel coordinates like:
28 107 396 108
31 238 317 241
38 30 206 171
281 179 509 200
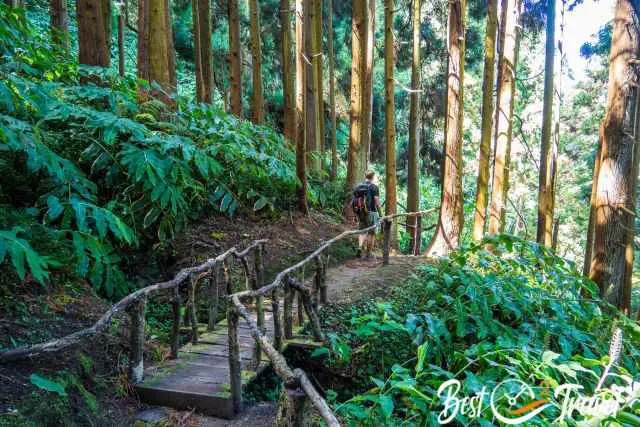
0 6 328 297
29 373 67 397
318 236 640 425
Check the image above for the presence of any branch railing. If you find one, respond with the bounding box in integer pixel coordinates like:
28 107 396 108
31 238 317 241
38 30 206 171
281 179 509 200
0 209 437 427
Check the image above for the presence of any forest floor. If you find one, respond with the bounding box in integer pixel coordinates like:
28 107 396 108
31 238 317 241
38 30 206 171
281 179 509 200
0 209 361 426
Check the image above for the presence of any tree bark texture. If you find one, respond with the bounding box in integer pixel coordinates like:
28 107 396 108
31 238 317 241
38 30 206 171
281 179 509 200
77 0 111 67
384 0 398 248
295 0 308 213
360 0 375 176
537 0 557 246
407 0 421 239
328 0 338 180
228 0 242 116
193 0 212 103
50 0 69 50
281 0 296 141
487 0 521 237
426 0 466 256
315 0 325 170
250 0 265 123
306 0 321 174
590 0 640 312
471 0 498 241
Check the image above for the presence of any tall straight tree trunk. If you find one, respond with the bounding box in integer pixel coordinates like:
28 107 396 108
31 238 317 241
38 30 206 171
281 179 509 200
295 0 307 212
471 0 498 241
118 13 125 76
192 0 204 101
137 0 176 103
583 140 602 275
295 0 308 213
426 0 465 256
228 0 242 117
50 0 69 50
281 0 295 141
249 0 264 124
77 0 111 67
384 0 398 248
346 0 367 191
406 0 421 236
360 0 375 174
487 0 520 236
193 0 212 103
314 0 325 170
307 0 321 174
589 0 640 312
536 0 556 246
328 0 338 180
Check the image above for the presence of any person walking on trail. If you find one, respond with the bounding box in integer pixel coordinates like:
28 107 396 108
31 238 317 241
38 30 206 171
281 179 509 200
351 170 382 258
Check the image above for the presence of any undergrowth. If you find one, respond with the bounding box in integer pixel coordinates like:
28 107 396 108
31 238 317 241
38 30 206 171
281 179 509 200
0 6 338 299
315 235 640 426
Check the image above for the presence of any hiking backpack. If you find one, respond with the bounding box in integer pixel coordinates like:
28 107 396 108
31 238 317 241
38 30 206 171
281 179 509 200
351 182 372 221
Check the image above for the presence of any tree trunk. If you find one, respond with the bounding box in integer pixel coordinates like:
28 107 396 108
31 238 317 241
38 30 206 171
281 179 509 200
228 0 242 117
425 0 465 256
583 140 602 276
471 0 498 241
406 0 421 237
384 0 398 248
77 0 111 67
118 13 125 76
193 0 212 103
328 0 338 180
360 0 375 175
346 0 366 191
281 0 296 142
137 0 175 104
50 0 69 50
589 0 640 312
250 0 265 124
315 0 325 170
296 0 308 213
306 0 321 174
536 0 556 246
487 0 521 236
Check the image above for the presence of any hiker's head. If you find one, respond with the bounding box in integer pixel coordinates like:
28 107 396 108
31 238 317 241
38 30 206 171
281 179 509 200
365 170 375 181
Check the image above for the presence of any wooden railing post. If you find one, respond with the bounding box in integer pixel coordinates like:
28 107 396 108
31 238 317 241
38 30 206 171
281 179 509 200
253 245 265 363
415 214 423 255
272 288 283 351
170 287 180 359
189 274 199 344
320 249 328 304
296 291 305 326
227 304 243 414
208 265 219 331
284 277 294 339
313 256 322 309
128 297 146 384
382 219 391 265
289 279 324 342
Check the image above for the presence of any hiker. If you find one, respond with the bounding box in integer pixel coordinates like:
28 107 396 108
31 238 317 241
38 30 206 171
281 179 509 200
351 170 382 258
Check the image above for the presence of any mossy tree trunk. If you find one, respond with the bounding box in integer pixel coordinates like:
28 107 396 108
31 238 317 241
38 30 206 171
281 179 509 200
471 0 498 241
50 0 69 50
328 0 338 180
406 0 421 242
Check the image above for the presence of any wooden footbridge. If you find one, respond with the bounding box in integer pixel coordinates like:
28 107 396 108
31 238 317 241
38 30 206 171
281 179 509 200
0 209 436 425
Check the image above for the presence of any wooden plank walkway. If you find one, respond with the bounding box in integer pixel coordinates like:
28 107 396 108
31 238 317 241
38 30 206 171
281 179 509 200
134 300 315 418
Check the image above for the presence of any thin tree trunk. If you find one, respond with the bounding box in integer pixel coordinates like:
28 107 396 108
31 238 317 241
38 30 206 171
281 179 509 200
77 0 111 67
406 0 421 239
192 0 204 101
583 140 602 276
306 0 320 174
426 0 465 256
360 0 375 175
250 0 265 124
346 0 366 191
296 0 308 213
228 0 242 117
328 0 338 180
195 0 213 103
471 0 498 241
315 0 324 170
589 0 640 312
281 0 296 141
536 0 556 246
118 13 125 76
50 0 69 50
487 0 521 236
137 0 176 104
384 0 398 248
